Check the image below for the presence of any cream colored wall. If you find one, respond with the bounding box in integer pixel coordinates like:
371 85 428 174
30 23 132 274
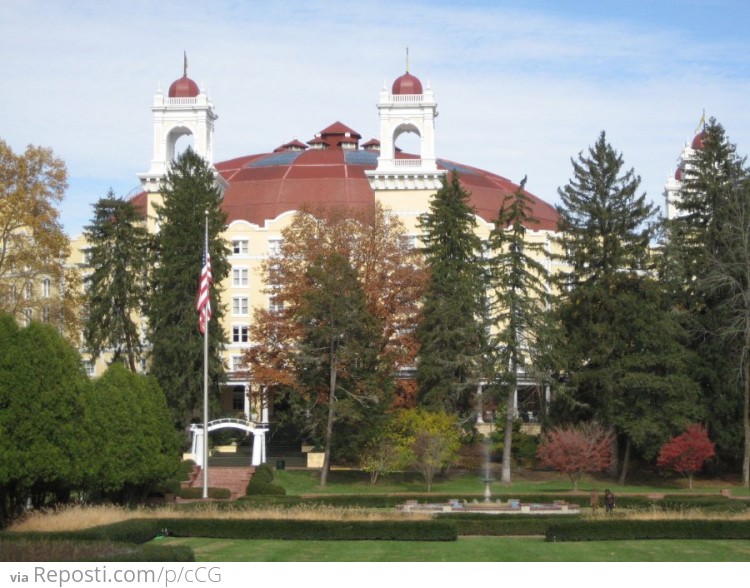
221 211 297 373
68 187 565 380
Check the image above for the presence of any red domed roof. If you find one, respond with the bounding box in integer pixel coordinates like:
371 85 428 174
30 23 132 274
692 131 704 150
168 75 200 98
212 123 558 231
392 72 423 95
675 166 684 181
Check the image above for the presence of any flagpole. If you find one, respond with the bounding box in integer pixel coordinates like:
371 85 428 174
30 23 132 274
202 211 209 499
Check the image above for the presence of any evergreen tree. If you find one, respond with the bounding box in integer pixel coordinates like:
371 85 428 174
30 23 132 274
556 131 655 289
82 363 179 503
148 148 230 429
0 318 89 519
555 132 699 479
293 252 385 486
416 173 486 417
700 177 750 487
664 118 750 480
83 192 151 372
485 177 550 483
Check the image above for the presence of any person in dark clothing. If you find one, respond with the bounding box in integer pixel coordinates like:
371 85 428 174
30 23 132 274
604 489 615 514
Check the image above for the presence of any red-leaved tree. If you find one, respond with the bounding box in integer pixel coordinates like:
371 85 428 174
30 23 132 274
536 423 613 490
656 424 715 489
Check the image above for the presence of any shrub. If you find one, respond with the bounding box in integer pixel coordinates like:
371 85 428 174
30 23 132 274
252 464 274 485
245 464 285 496
175 487 231 500
245 483 286 496
657 424 716 489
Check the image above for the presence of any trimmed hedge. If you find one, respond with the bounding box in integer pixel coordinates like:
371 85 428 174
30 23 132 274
436 513 580 536
162 518 456 541
176 487 232 500
8 518 457 542
546 519 750 542
245 483 286 496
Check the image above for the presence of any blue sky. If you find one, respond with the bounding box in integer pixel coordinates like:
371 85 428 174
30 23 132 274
2 0 749 235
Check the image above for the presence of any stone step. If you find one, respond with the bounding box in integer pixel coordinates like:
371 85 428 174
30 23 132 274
185 466 255 499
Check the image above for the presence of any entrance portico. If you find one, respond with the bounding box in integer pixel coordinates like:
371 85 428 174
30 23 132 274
188 418 268 467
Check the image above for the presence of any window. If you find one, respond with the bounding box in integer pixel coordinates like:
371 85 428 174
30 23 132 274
268 239 282 257
232 240 248 255
82 359 95 377
23 308 32 326
42 278 51 298
231 355 245 372
233 267 249 286
400 235 418 250
232 386 246 411
232 297 248 315
41 306 50 323
24 282 32 300
232 325 249 343
269 296 284 313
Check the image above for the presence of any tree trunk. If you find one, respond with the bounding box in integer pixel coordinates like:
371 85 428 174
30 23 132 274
500 382 515 484
608 430 619 478
617 436 631 485
320 345 337 487
743 347 750 488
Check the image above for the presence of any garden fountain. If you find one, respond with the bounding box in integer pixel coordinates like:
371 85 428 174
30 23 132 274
396 425 579 515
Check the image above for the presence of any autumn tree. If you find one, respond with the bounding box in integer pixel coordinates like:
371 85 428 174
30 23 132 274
416 173 486 416
536 422 613 490
390 408 462 492
657 424 715 489
246 203 426 469
360 431 405 485
0 139 83 340
485 177 550 484
148 148 230 428
83 192 151 372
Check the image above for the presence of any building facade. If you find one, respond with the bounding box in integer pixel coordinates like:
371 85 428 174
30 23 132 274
70 63 565 427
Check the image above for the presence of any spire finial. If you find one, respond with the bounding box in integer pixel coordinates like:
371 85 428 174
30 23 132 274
406 47 410 73
183 51 188 77
694 108 706 134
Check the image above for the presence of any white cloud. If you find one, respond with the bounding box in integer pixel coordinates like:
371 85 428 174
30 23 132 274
1 0 749 233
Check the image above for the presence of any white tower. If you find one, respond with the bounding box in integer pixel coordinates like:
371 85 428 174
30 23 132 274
366 63 445 193
664 130 704 221
138 59 219 193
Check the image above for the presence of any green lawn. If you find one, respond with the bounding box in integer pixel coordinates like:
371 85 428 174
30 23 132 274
274 469 750 497
161 536 750 562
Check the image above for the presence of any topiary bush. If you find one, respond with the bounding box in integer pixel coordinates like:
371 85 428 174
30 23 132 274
251 464 274 484
245 464 286 496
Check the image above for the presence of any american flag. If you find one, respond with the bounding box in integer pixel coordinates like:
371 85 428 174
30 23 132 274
197 248 212 334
